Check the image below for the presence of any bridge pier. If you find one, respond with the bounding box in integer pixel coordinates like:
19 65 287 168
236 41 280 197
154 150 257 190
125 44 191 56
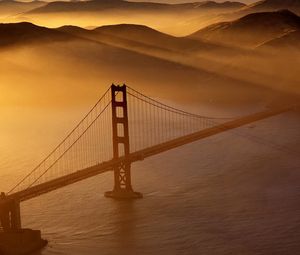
0 193 47 254
0 193 21 231
10 199 21 230
105 84 142 199
104 161 142 199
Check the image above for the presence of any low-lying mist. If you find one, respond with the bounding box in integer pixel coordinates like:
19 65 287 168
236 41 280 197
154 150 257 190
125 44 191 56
0 38 282 111
1 8 299 114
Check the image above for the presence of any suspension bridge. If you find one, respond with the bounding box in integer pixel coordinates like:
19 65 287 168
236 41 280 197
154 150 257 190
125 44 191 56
0 84 293 231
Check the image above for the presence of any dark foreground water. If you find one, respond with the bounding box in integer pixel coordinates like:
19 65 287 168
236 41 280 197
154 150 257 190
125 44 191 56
1 107 299 255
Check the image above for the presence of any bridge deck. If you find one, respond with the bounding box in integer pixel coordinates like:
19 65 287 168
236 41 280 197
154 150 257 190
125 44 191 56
9 106 292 202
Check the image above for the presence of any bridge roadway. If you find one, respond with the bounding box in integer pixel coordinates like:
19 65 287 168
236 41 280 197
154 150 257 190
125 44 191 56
8 106 292 202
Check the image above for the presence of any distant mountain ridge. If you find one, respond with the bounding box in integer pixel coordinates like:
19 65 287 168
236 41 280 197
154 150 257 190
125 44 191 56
26 0 245 14
0 0 45 16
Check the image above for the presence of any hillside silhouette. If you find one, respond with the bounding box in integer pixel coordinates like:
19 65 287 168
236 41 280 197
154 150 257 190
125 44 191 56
2 17 298 100
58 23 227 54
258 30 300 50
241 0 300 15
0 21 279 105
191 10 300 48
0 22 74 46
58 23 251 79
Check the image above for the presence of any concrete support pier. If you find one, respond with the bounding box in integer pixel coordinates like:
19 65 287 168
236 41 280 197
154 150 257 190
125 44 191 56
105 189 143 199
0 193 47 254
0 229 47 255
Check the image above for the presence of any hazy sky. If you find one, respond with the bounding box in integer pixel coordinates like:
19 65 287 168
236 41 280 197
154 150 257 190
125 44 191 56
129 0 258 4
19 0 259 4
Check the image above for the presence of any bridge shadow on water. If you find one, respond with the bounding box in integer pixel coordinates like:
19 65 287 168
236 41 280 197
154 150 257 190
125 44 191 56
109 200 139 255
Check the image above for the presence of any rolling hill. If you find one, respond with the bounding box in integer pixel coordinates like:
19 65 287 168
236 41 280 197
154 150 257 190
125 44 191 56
190 10 300 48
2 20 298 100
58 23 249 76
241 0 300 15
258 30 300 51
0 22 73 47
0 21 277 105
58 23 221 54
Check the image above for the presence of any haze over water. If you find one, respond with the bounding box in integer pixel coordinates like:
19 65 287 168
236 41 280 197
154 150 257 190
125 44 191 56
0 90 299 254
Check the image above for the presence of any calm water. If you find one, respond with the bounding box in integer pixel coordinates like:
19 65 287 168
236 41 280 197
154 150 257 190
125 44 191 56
0 103 299 255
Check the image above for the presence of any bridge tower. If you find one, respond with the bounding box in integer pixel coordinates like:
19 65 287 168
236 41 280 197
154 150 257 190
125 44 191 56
105 84 142 199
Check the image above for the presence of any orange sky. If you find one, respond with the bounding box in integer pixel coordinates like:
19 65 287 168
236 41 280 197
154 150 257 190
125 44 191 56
18 0 258 4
